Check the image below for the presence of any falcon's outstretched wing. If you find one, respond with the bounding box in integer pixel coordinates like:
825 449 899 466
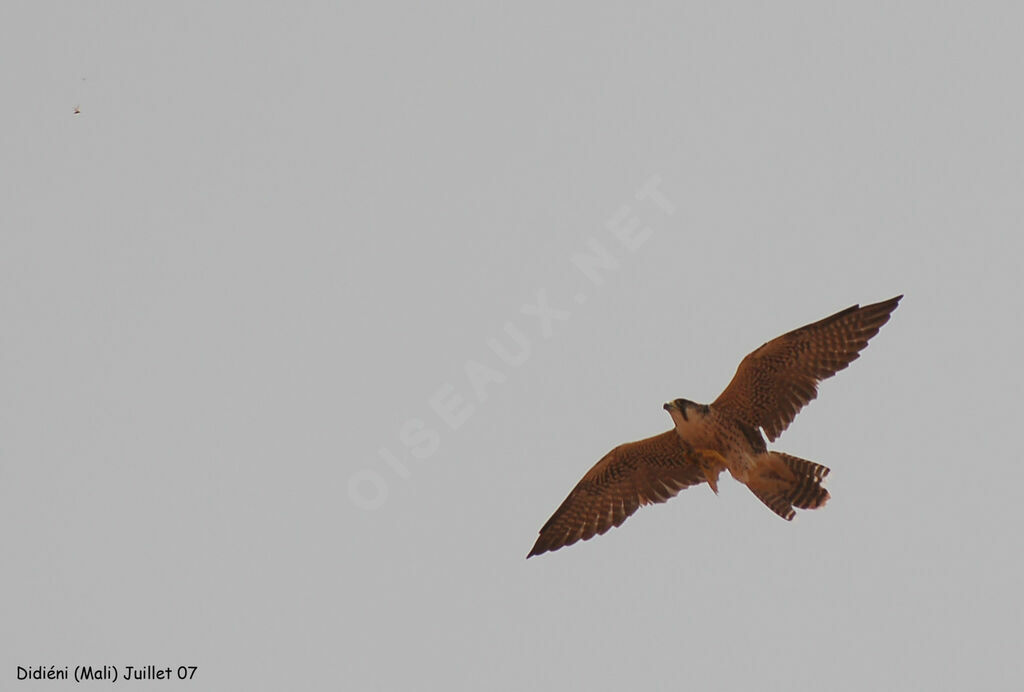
712 295 902 441
527 430 706 558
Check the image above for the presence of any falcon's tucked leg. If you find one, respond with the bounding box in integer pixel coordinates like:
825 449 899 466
692 449 727 495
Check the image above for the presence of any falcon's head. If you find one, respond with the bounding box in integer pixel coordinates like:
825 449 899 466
663 398 709 422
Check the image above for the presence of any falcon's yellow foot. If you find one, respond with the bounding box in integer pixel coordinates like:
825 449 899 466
693 449 727 495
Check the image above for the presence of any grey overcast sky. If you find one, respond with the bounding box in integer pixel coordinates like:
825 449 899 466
3 3 1022 691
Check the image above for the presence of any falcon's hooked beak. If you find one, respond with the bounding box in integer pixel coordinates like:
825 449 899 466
663 399 688 421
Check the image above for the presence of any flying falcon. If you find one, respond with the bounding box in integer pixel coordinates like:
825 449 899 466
527 295 902 558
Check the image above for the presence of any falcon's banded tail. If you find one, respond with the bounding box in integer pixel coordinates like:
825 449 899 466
747 452 830 520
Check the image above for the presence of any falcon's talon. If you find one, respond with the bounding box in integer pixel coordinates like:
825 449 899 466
705 474 719 495
692 448 724 494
